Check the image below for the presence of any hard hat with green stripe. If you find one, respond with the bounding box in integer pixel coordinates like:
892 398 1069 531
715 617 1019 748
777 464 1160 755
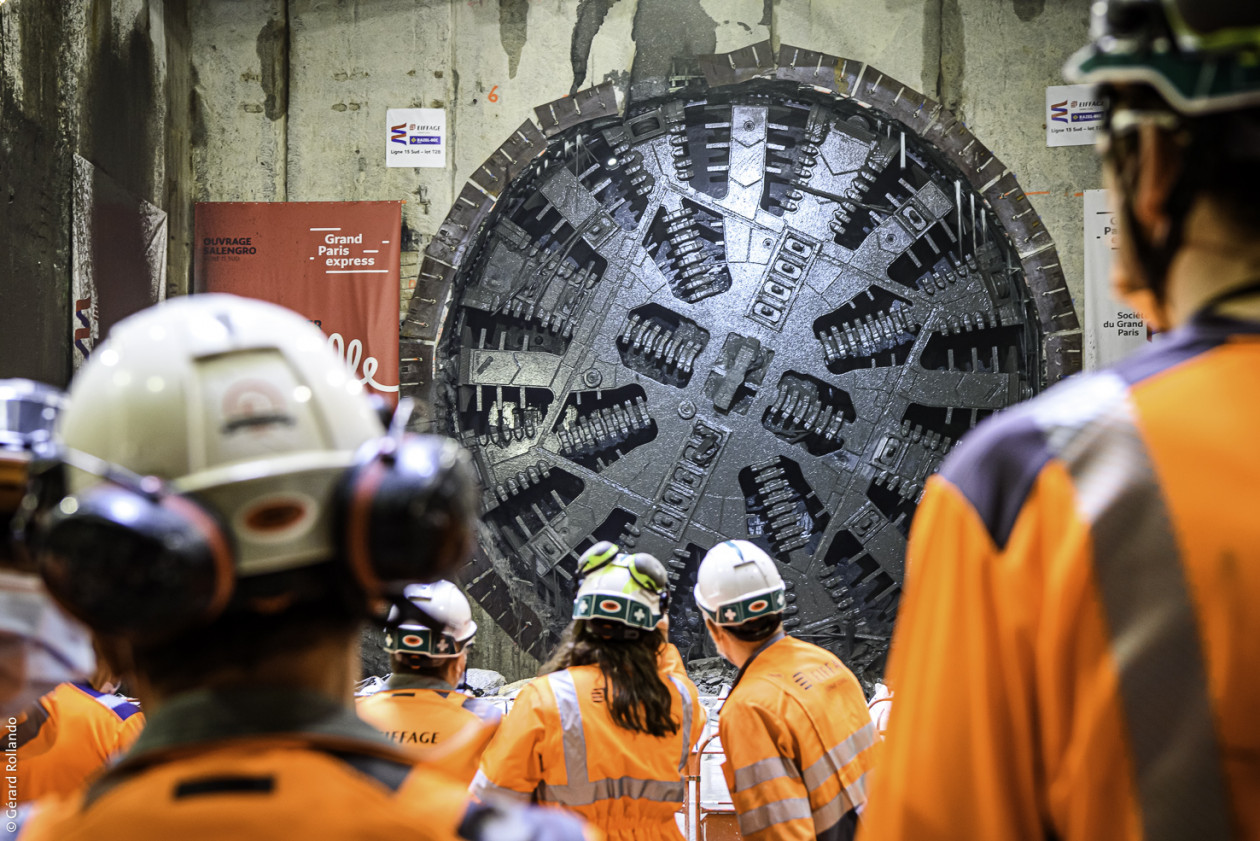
694 540 787 627
1064 0 1260 115
572 541 669 632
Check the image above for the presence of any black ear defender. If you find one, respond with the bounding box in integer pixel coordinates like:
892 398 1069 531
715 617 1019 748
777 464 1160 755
36 449 237 641
35 399 481 640
335 399 480 603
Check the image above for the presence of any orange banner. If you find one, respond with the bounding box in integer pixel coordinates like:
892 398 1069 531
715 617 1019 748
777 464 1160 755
194 201 402 402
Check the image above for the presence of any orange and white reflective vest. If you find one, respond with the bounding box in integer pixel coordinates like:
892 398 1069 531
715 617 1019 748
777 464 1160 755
16 682 145 803
16 687 591 841
861 315 1260 840
472 643 705 841
719 633 877 841
356 674 501 785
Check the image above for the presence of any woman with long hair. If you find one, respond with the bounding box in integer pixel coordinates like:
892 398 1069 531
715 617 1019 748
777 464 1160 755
472 542 705 841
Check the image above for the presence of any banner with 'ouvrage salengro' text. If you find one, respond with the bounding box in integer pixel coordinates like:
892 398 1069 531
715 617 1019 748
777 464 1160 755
194 201 402 404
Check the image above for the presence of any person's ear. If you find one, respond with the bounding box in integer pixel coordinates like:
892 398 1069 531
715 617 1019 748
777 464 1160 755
1131 123 1184 247
703 618 721 644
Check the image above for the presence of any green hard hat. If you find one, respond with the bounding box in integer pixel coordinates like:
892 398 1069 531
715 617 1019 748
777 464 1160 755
1065 0 1260 115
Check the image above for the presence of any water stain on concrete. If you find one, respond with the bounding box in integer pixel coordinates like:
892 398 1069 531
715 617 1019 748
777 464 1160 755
85 6 158 201
2 0 74 384
571 0 622 93
499 0 529 80
922 0 941 101
629 0 718 100
190 67 208 155
1012 0 1045 22
256 16 288 122
939 0 965 116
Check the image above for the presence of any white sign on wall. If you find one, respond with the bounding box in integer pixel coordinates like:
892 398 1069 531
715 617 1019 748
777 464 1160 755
386 108 446 168
1046 84 1104 147
1084 189 1150 370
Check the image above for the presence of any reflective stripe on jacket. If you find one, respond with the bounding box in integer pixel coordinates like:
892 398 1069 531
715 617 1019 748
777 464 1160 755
473 643 705 841
862 316 1260 840
720 634 876 841
16 682 145 804
356 676 501 785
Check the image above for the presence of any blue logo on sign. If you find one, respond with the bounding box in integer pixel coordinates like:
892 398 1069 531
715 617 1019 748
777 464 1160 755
409 135 441 146
1071 111 1103 123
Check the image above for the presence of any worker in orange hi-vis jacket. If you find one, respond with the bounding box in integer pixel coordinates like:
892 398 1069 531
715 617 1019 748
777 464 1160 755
357 580 501 785
473 542 706 841
861 3 1260 839
12 295 589 841
16 649 145 804
0 379 95 721
696 540 877 841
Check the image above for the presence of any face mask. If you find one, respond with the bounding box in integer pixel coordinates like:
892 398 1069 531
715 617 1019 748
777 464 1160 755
0 572 95 716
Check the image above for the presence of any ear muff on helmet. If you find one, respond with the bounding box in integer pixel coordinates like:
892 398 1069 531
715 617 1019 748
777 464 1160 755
8 442 69 572
335 433 480 601
622 552 670 612
576 541 621 580
36 428 480 640
39 479 235 640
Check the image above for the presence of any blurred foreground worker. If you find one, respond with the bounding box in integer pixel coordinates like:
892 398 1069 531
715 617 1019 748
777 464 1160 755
15 654 144 804
473 542 705 841
0 379 94 718
357 580 501 784
697 540 876 841
16 295 586 841
862 3 1260 839
3 382 138 804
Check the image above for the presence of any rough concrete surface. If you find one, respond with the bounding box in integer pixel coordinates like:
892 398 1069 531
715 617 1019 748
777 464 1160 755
191 1 288 203
773 0 936 95
465 598 543 683
949 0 1100 312
0 0 192 384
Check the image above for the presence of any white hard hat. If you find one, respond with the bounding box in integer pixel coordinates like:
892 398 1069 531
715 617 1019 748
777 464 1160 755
694 540 786 626
59 294 384 577
572 541 669 632
384 580 477 658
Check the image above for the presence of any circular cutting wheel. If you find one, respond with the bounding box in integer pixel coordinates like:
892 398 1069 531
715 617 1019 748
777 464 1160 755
405 50 1078 685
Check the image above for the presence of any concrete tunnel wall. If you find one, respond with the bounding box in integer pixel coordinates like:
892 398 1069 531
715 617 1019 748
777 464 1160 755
0 0 194 388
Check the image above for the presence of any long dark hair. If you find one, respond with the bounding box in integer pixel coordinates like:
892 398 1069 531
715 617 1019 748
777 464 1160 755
539 619 679 738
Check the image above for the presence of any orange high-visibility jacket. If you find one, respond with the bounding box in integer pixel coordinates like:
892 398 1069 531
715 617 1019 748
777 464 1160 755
356 675 502 785
719 633 877 841
16 682 145 803
16 688 592 841
472 643 706 841
861 316 1260 840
